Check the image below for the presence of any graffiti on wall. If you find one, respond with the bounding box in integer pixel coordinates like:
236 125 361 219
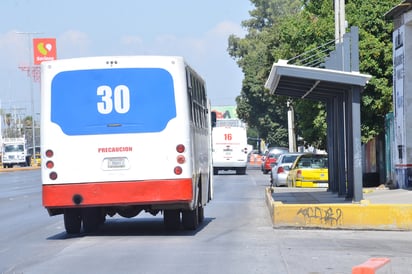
297 207 343 226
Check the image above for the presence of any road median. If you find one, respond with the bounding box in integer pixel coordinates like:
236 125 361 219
266 187 412 230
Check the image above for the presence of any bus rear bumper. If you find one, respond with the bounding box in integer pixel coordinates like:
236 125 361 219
213 161 247 168
43 178 193 209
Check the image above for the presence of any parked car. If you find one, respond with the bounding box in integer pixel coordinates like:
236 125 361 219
286 153 329 188
270 152 304 187
262 147 289 174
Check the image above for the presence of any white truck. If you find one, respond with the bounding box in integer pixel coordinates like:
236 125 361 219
212 119 249 175
1 138 28 168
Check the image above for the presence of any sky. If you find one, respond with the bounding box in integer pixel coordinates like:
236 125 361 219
0 0 253 119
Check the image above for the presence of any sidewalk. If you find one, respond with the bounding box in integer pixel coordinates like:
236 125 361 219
266 186 412 230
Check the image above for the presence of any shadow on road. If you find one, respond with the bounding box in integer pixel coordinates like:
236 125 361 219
47 217 215 239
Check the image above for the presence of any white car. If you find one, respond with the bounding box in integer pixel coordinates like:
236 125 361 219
270 153 304 187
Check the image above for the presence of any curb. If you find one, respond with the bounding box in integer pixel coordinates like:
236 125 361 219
265 187 412 230
0 166 40 172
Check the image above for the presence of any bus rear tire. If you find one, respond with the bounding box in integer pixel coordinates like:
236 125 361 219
213 168 218 175
236 167 246 175
182 206 199 230
64 208 82 234
82 207 101 233
198 205 204 223
164 210 180 230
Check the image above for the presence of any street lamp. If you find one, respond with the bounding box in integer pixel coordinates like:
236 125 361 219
16 31 43 164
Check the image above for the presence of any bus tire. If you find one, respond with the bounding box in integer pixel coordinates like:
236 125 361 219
82 207 100 233
64 208 82 234
164 210 180 230
236 167 246 175
198 205 204 223
182 206 199 230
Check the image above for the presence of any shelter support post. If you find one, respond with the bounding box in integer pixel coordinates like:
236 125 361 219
327 95 346 197
336 95 347 197
346 86 363 202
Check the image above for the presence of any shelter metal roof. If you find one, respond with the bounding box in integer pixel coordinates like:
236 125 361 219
264 60 371 100
385 0 412 19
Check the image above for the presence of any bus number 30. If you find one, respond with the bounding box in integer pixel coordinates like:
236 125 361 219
97 85 130 114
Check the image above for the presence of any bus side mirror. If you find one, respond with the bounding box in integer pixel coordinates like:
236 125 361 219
211 111 217 128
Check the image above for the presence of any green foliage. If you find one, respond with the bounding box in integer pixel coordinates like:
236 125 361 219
346 0 397 143
294 99 327 149
228 0 397 147
243 0 302 31
229 0 302 147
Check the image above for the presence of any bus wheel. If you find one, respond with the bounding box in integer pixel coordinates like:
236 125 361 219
237 167 246 175
182 206 199 230
164 210 180 230
82 207 100 233
198 205 204 223
64 208 82 234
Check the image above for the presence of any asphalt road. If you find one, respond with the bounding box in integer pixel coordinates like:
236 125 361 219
1 167 412 274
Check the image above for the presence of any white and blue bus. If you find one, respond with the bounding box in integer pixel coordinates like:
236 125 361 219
41 56 213 234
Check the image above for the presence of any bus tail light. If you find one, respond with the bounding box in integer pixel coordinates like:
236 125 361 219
176 144 185 153
175 144 185 174
46 161 54 169
177 155 185 164
45 149 54 158
45 149 56 179
49 171 58 180
174 166 182 175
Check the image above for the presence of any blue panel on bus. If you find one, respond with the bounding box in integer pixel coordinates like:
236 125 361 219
51 68 176 135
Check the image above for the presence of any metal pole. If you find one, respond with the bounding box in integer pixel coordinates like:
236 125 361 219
287 100 296 152
334 0 346 44
16 31 43 165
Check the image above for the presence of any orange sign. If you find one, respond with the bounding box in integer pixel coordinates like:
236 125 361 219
33 38 57 65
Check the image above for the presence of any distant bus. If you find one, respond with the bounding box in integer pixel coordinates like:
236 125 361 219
41 56 213 234
212 118 249 175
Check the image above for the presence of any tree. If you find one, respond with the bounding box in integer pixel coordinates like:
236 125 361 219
345 1 396 142
228 0 301 147
228 0 397 148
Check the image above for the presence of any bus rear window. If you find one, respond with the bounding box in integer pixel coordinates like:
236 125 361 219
51 68 176 135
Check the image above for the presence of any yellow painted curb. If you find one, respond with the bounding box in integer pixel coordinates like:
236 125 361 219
265 188 412 230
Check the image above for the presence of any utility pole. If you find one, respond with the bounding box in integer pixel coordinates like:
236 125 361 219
16 31 43 164
334 0 346 44
287 100 296 152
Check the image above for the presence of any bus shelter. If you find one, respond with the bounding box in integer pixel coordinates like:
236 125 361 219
265 60 371 202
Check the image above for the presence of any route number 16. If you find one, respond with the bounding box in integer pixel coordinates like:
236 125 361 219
97 85 130 114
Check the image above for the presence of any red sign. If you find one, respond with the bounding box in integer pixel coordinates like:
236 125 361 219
33 38 57 65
